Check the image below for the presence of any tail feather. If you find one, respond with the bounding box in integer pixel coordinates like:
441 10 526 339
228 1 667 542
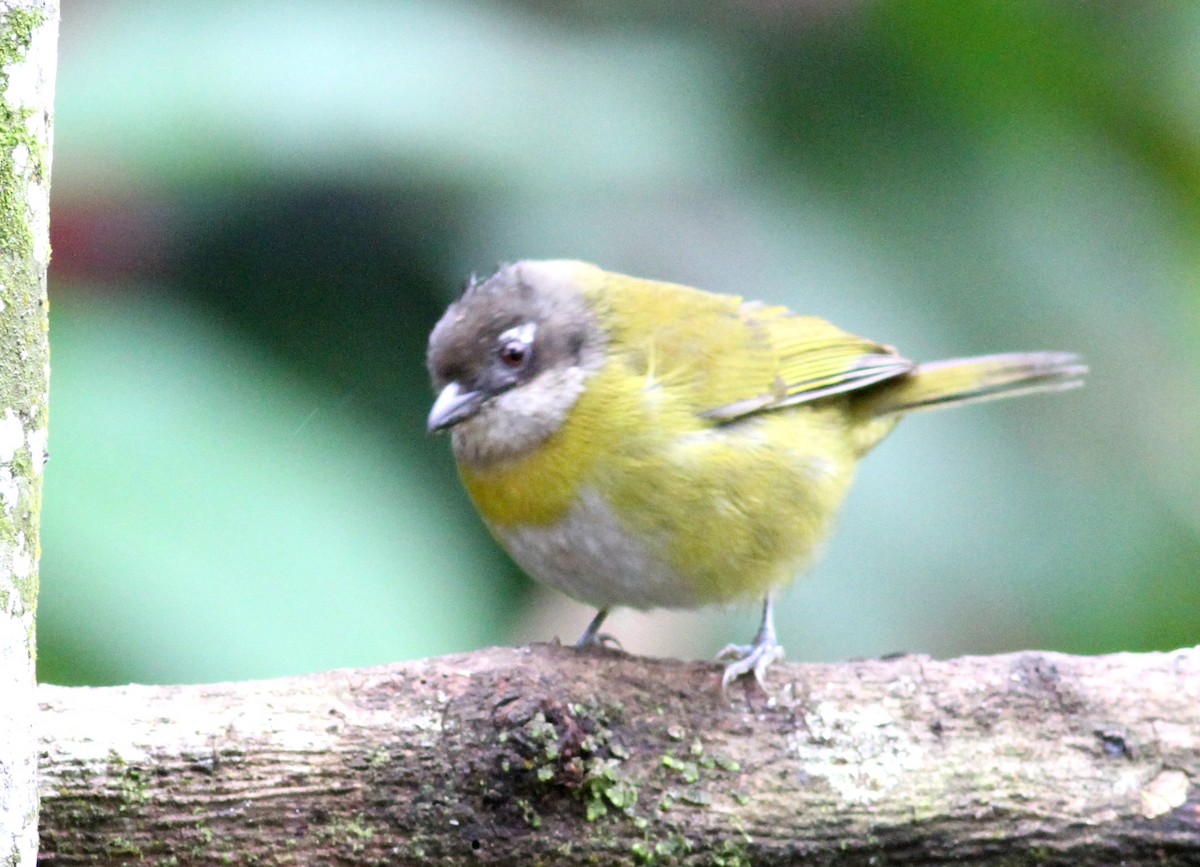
861 351 1087 418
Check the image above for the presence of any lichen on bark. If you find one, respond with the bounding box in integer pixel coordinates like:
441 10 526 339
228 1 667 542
0 0 53 635
0 4 57 866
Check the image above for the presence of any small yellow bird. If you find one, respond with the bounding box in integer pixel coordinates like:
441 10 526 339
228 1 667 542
427 260 1085 687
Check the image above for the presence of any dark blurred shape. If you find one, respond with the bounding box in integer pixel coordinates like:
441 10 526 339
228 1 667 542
176 185 462 432
52 182 474 463
50 196 183 284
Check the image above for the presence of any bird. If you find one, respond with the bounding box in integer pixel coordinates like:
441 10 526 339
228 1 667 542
426 259 1086 688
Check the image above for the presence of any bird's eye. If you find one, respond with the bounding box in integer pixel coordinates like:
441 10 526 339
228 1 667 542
496 322 536 370
499 341 527 367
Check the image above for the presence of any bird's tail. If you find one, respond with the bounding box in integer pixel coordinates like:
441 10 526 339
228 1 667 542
861 351 1087 418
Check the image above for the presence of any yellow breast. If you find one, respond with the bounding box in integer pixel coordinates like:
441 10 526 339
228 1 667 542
456 362 647 528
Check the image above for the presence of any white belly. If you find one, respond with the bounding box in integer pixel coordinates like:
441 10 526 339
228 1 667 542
491 486 700 610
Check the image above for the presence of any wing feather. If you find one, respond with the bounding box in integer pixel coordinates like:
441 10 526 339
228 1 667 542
592 273 914 425
701 307 914 423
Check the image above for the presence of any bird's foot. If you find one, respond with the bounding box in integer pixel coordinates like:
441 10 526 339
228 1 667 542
573 608 621 650
717 637 784 691
574 631 623 650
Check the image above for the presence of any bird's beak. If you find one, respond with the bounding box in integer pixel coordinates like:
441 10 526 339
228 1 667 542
427 381 484 433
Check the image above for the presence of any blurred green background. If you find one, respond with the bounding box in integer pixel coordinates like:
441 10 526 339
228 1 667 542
38 0 1200 685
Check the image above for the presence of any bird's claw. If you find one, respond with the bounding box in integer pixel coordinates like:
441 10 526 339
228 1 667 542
575 631 622 650
718 639 784 691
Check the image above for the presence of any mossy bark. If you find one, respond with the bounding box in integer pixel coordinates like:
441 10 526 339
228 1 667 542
37 644 1200 865
0 2 57 866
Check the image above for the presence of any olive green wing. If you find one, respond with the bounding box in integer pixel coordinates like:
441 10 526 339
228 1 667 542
700 301 914 423
593 272 914 424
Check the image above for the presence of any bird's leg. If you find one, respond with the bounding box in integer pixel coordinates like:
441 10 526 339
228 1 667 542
718 594 784 690
574 607 616 648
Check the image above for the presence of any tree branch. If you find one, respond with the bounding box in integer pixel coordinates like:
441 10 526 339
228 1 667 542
0 2 57 864
38 644 1200 865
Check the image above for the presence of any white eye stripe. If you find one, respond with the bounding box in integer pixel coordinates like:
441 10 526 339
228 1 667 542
499 322 537 345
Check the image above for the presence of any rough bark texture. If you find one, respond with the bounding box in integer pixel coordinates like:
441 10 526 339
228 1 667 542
37 644 1200 865
0 2 56 865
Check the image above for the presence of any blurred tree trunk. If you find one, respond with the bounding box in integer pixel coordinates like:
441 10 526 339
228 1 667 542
37 645 1200 865
0 2 56 865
